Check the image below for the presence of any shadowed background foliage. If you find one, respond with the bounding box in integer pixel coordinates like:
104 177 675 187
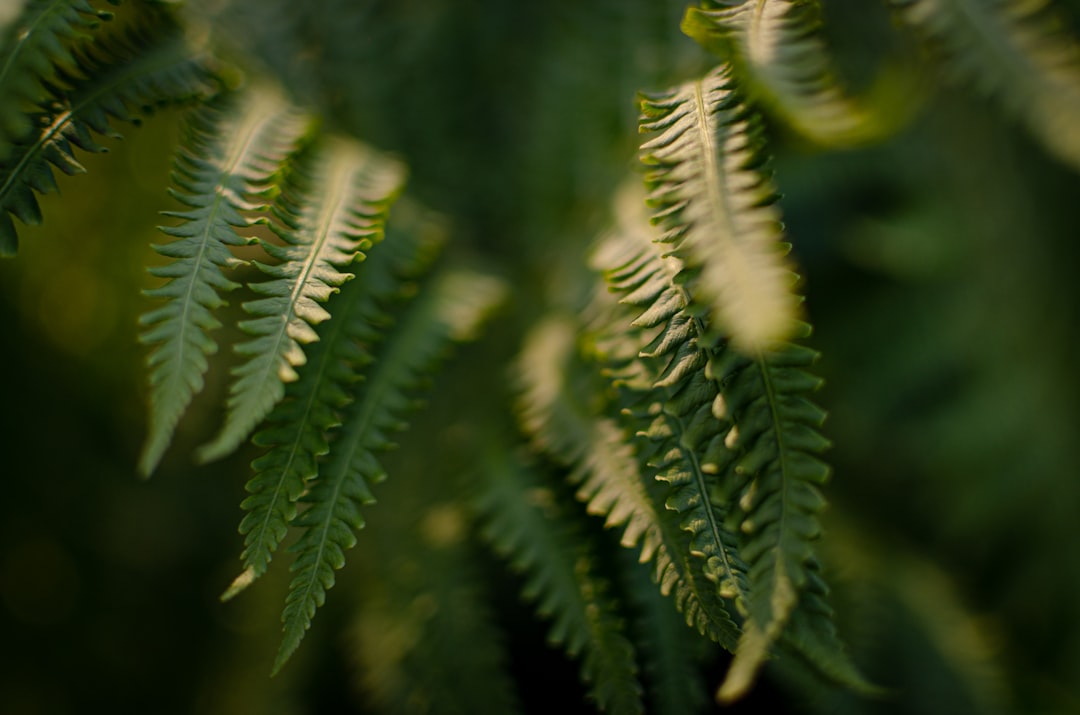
2 0 1080 713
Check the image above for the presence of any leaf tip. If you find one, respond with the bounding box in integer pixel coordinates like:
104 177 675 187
137 436 167 479
221 566 257 602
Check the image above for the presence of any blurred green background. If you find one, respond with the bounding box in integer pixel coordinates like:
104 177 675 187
2 0 1080 712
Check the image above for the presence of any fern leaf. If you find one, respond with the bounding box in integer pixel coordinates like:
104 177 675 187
197 138 406 463
476 450 644 715
681 0 883 147
516 315 658 563
705 331 838 700
0 20 215 256
0 0 113 155
893 0 1080 169
643 366 751 616
274 267 504 673
223 208 443 599
590 196 749 638
517 311 742 650
772 557 877 695
138 86 312 477
639 64 800 353
594 186 862 701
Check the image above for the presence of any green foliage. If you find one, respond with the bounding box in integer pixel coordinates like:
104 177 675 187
224 207 444 598
476 450 644 715
274 265 503 672
585 190 867 701
140 85 312 475
892 0 1080 168
638 64 800 352
353 500 522 715
4 0 1080 712
0 0 115 153
0 10 214 255
682 0 883 147
198 137 406 463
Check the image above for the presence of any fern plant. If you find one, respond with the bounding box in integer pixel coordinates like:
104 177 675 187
3 0 1080 712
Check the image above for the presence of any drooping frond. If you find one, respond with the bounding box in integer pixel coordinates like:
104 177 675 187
707 338 837 701
516 311 741 650
639 65 800 353
198 138 406 463
681 0 884 147
607 303 751 640
591 186 862 701
475 450 644 715
771 556 875 696
588 194 749 639
139 85 313 477
0 19 215 255
892 0 1080 169
223 207 444 600
274 267 504 673
0 0 114 155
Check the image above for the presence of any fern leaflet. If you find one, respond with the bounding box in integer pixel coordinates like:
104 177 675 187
139 85 312 476
708 337 835 700
590 197 749 637
893 0 1080 169
0 0 113 155
198 138 406 463
682 0 883 147
516 309 742 649
639 64 800 353
476 449 644 715
274 267 504 673
594 187 862 701
0 20 215 255
223 208 443 599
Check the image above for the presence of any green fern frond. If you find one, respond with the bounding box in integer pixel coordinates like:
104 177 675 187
708 337 835 701
223 208 444 600
643 369 749 598
139 85 313 477
274 266 504 674
198 138 406 463
476 450 644 715
772 557 876 695
893 0 1080 169
0 0 114 155
589 198 748 640
0 19 215 256
639 64 800 354
516 315 658 564
681 0 884 147
516 311 742 650
593 187 861 702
